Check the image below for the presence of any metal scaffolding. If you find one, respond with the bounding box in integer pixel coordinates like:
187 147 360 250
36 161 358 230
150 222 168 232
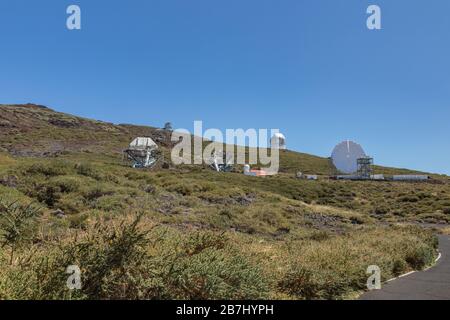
357 156 374 179
124 137 161 168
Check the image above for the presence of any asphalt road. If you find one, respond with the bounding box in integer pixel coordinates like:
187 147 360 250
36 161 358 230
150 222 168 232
361 235 450 300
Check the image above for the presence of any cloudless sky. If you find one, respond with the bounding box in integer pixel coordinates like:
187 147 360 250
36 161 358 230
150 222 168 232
0 0 449 174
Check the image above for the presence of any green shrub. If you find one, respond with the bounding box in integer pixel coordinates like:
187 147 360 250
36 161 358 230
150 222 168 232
36 185 60 207
82 186 114 201
68 213 89 229
0 201 41 265
405 244 435 269
93 195 127 212
56 196 84 214
148 230 270 300
184 231 227 255
25 161 69 177
75 163 102 180
392 259 408 276
277 226 437 300
166 183 193 196
17 214 150 299
308 231 330 241
400 195 419 203
1 220 269 300
373 206 389 215
163 247 268 299
278 267 320 300
48 176 81 193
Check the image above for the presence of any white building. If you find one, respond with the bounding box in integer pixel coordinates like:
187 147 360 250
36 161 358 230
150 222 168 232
270 133 286 150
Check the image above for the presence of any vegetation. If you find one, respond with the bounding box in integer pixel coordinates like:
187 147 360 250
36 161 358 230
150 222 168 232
0 104 447 300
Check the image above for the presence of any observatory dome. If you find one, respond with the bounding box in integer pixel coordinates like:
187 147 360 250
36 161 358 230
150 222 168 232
129 137 157 149
331 140 366 174
271 133 286 150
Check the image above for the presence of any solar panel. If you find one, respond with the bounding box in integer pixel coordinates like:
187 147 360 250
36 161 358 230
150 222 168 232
331 140 366 174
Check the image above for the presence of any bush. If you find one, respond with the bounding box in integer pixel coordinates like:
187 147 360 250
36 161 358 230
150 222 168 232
405 244 435 269
148 230 270 300
25 161 69 177
1 219 269 300
56 196 84 215
48 176 81 194
20 214 150 299
392 259 408 276
400 195 419 203
82 186 114 201
36 185 60 207
68 213 90 229
163 247 268 299
277 226 437 300
0 201 41 265
75 163 102 180
278 246 365 300
26 177 82 208
373 206 389 215
93 195 127 212
166 183 193 196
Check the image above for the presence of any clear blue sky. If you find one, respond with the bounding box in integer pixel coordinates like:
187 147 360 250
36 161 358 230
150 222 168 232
1 0 449 174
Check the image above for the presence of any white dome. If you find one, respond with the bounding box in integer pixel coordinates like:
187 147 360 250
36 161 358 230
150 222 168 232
272 133 285 139
271 133 286 150
129 137 157 149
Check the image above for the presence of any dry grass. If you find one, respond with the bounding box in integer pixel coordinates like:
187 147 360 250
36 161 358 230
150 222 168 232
0 210 438 300
0 104 447 300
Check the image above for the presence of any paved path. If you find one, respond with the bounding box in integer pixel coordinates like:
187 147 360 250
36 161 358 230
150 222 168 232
361 235 450 300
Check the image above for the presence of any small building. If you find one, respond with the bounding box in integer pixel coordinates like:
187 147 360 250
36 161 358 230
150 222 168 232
270 133 287 150
244 164 277 177
296 172 317 180
335 175 361 180
392 175 430 181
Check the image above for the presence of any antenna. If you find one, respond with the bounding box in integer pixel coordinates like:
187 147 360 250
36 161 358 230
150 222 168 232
124 137 161 168
207 151 234 172
331 140 366 174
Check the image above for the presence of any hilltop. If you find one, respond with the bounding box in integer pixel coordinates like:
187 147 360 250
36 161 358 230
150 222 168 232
0 104 449 300
0 104 172 157
0 104 435 175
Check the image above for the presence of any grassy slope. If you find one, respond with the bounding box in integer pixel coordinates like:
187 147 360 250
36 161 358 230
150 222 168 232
0 104 448 300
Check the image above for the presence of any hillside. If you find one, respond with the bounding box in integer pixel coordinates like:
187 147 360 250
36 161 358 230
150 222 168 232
0 104 435 175
0 104 449 300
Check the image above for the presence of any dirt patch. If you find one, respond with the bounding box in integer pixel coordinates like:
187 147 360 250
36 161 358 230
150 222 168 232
303 212 347 233
200 193 256 206
0 175 18 188
48 118 81 128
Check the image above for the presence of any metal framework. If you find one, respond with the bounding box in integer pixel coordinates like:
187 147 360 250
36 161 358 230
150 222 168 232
357 156 373 179
124 137 161 168
208 151 234 172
